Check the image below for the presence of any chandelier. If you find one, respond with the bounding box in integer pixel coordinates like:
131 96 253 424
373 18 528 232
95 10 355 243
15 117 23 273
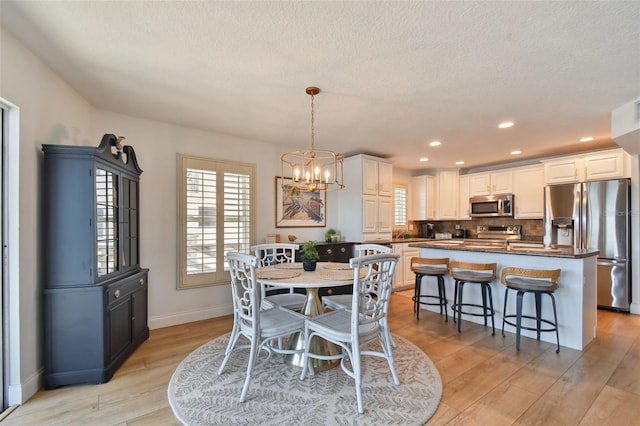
280 87 345 192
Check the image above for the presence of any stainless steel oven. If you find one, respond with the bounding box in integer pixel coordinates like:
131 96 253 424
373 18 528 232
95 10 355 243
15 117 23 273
469 194 514 218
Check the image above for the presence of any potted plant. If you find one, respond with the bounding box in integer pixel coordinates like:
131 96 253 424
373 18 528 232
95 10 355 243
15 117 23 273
300 240 320 271
325 228 337 242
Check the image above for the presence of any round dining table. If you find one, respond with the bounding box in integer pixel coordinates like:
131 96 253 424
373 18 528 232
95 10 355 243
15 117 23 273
255 262 358 371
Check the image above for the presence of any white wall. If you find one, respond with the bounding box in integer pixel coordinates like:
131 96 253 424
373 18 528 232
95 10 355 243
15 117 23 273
1 27 331 404
1 27 95 404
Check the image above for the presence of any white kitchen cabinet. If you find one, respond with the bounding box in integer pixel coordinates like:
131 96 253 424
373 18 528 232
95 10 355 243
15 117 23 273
436 170 459 220
584 150 627 181
543 149 629 184
469 170 513 196
458 175 471 220
543 157 584 184
363 157 393 197
337 154 393 242
410 175 435 221
513 165 544 219
392 243 419 290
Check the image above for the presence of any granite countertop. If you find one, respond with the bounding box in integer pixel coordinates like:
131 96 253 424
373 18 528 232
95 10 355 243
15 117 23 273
408 240 600 259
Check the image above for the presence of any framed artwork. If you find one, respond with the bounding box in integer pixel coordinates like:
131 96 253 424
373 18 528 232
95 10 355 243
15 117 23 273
275 176 326 228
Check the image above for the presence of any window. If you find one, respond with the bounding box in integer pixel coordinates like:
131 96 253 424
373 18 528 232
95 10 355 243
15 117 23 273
394 185 407 226
177 154 255 289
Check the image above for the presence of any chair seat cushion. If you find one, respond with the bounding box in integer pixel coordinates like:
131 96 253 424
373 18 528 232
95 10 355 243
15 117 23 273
265 293 306 310
308 310 379 341
506 277 559 292
322 294 352 310
256 307 305 337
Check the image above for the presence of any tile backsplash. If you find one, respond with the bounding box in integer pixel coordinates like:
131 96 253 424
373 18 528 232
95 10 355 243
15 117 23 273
409 218 544 242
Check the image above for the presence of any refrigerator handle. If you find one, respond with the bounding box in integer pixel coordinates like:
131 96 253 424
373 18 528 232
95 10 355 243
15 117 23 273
581 183 588 250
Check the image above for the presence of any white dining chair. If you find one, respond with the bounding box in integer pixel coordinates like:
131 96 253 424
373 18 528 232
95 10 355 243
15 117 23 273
251 243 306 311
218 252 305 403
299 253 400 414
321 243 392 311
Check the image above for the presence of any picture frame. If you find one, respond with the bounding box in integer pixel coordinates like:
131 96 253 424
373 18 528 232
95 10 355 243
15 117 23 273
275 176 326 228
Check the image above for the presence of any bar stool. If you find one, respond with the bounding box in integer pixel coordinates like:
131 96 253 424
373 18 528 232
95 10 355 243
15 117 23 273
411 257 449 321
501 267 561 353
449 261 497 335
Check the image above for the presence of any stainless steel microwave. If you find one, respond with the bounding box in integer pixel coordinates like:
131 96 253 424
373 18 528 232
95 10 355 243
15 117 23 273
469 194 514 217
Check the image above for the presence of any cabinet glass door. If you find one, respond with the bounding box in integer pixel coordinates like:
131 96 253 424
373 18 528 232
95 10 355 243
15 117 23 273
122 178 139 269
96 168 119 276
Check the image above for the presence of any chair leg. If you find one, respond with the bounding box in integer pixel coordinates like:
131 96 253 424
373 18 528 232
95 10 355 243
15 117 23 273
218 324 241 374
549 293 560 353
515 290 525 351
501 287 509 338
353 343 364 414
239 337 259 402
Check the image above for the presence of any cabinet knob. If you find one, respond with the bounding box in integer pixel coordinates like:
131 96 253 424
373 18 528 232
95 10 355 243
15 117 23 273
327 249 333 255
139 278 144 286
340 247 346 253
114 289 121 299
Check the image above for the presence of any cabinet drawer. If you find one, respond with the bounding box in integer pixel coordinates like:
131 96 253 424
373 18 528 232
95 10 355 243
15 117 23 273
106 272 147 306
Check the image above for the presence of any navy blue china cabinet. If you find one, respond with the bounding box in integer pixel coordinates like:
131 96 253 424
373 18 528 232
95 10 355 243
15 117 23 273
42 134 149 389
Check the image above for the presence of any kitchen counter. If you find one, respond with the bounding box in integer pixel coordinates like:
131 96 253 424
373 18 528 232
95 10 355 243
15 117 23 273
408 239 599 259
411 242 598 350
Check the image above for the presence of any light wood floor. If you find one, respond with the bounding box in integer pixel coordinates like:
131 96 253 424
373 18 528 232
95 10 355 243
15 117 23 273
3 292 640 425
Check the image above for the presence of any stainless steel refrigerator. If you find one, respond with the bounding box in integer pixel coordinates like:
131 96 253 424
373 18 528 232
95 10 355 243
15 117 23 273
544 178 631 311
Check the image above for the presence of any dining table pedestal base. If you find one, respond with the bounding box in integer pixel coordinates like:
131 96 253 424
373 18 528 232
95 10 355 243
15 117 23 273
284 288 341 372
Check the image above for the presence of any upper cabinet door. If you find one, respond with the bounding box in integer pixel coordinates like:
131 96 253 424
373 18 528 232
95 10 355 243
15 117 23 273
362 158 379 195
584 151 626 181
469 173 491 196
544 158 584 184
377 161 393 197
513 165 544 219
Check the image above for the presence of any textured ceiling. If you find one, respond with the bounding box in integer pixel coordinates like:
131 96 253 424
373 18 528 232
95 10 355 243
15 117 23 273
2 1 639 170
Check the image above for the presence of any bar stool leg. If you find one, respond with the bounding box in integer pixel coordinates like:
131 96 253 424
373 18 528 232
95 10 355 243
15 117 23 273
456 281 465 333
485 283 495 336
535 292 542 341
549 293 560 353
515 290 525 351
437 275 448 322
413 273 421 317
501 287 509 338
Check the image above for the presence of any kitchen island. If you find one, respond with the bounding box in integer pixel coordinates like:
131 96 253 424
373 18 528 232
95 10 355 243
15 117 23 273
408 240 599 350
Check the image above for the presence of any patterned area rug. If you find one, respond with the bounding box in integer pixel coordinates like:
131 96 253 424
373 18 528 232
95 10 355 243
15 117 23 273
168 333 442 425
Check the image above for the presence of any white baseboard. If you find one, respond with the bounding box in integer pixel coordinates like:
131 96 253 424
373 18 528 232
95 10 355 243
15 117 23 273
148 305 233 330
8 367 42 405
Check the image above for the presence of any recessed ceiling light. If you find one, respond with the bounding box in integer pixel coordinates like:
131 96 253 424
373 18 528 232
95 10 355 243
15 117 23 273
429 141 441 147
419 157 429 162
510 150 522 155
498 121 514 129
579 136 594 142
455 161 464 165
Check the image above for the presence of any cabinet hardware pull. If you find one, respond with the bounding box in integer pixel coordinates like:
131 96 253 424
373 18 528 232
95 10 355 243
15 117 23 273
327 249 333 254
340 247 346 253
139 278 144 286
114 289 121 299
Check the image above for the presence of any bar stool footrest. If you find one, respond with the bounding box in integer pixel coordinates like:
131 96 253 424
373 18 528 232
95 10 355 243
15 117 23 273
451 303 494 318
502 314 557 334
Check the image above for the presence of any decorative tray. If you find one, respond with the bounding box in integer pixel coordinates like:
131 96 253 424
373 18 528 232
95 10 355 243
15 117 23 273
256 269 301 280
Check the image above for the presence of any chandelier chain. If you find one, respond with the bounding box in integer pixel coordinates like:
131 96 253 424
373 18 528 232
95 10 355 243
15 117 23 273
310 92 315 153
